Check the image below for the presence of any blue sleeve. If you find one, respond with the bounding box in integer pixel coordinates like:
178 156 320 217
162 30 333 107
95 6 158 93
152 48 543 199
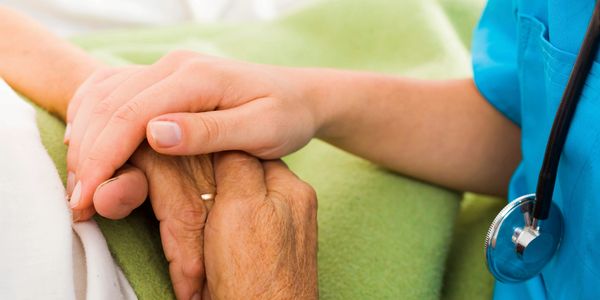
472 0 521 126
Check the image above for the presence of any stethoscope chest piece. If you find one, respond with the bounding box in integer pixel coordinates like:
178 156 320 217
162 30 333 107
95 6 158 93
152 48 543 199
485 194 563 283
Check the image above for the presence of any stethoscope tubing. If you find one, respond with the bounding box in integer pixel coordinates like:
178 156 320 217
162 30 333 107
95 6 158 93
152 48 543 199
534 0 600 221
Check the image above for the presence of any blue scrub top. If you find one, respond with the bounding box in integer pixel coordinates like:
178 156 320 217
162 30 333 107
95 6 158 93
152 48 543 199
472 0 600 299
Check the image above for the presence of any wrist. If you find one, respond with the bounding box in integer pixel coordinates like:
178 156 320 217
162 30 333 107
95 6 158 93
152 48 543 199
301 69 415 147
296 69 376 142
288 67 350 141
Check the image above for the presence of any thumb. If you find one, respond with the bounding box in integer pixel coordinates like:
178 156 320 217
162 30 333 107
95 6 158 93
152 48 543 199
146 100 289 159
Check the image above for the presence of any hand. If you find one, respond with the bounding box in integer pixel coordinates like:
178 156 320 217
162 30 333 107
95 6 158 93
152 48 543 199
204 152 318 299
95 143 215 300
97 150 319 299
65 51 325 214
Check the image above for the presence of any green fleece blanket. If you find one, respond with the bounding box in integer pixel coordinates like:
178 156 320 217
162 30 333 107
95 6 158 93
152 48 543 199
34 0 507 299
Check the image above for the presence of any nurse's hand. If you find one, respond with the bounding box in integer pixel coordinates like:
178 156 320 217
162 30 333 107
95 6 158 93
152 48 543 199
94 143 215 300
205 151 318 299
65 52 322 213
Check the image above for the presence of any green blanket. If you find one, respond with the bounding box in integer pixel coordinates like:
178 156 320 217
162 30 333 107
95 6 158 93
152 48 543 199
34 0 507 299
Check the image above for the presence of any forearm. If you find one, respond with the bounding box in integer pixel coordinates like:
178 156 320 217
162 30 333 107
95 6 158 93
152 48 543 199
0 6 102 120
305 70 521 196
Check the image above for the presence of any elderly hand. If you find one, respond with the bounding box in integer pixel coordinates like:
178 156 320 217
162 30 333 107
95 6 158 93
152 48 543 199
64 52 324 215
205 152 318 299
95 149 319 300
94 143 214 300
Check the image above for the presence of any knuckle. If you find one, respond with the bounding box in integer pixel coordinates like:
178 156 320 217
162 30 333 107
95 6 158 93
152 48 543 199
181 258 203 279
113 101 143 123
82 154 105 170
66 146 80 169
296 181 318 211
161 50 197 65
179 58 219 80
196 114 222 144
181 57 225 78
82 151 120 174
80 88 106 105
91 100 113 116
172 205 208 232
299 181 317 199
216 195 252 215
89 67 116 83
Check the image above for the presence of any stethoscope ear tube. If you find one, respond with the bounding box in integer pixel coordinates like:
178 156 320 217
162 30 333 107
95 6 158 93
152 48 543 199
486 0 600 283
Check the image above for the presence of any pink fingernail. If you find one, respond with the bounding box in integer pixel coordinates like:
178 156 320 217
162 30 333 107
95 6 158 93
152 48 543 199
70 181 82 208
72 210 81 222
67 172 75 194
149 121 182 147
63 123 71 144
190 292 201 300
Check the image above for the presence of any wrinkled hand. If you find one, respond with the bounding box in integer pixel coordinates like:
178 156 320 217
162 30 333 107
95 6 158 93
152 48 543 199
94 150 319 300
94 143 215 300
205 152 318 299
64 52 321 215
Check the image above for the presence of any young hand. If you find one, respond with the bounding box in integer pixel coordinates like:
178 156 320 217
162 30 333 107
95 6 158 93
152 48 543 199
66 51 323 214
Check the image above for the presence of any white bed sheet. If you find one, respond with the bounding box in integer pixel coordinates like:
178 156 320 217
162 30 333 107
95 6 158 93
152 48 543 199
0 78 136 300
0 0 316 36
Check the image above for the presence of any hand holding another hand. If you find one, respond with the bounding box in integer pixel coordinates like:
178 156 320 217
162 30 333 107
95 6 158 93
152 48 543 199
65 52 323 214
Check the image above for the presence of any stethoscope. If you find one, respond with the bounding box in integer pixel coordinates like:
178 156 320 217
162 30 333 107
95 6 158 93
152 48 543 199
484 1 600 283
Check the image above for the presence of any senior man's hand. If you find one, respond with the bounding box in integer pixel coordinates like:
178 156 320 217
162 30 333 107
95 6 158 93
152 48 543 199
94 143 215 300
205 152 318 299
94 149 318 300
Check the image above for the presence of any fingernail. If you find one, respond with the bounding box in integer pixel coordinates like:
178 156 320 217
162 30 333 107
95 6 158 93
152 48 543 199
72 210 81 222
149 121 182 147
63 123 71 144
98 177 118 190
70 181 82 208
67 172 75 194
93 177 118 204
190 292 201 300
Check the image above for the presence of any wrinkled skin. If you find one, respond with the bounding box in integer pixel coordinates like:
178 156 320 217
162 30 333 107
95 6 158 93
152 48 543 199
95 144 214 299
206 151 318 299
97 147 318 300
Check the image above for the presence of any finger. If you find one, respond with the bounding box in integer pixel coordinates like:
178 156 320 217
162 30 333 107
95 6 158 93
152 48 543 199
66 68 141 202
72 206 96 223
92 165 148 220
202 282 211 300
162 221 205 300
67 69 134 176
76 65 175 184
130 144 210 300
66 68 124 124
74 66 229 210
149 172 207 300
146 99 288 158
213 151 266 200
65 67 125 144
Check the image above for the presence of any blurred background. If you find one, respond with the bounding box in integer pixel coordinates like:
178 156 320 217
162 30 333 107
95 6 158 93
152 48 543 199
0 0 316 36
